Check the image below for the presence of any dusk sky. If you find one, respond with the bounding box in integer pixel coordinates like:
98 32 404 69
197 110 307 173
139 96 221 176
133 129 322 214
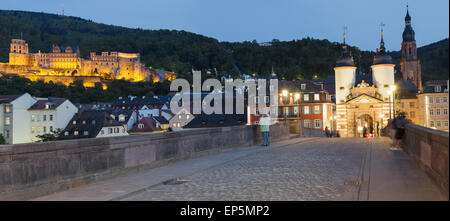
2 0 449 51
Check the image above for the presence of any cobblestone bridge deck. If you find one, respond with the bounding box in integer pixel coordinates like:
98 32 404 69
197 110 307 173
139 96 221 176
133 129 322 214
34 137 447 201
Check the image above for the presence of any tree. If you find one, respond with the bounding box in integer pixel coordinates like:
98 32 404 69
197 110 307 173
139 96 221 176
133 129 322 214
35 128 66 142
0 133 7 145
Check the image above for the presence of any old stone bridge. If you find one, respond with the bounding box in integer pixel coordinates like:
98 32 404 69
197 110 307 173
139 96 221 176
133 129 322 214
0 121 448 201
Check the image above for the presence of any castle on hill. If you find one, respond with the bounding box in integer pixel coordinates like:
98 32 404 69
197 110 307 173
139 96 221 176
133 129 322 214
0 39 176 87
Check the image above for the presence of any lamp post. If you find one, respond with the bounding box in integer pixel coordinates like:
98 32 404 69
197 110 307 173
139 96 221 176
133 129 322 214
388 90 393 120
379 113 384 137
391 85 397 118
295 93 300 119
282 90 288 120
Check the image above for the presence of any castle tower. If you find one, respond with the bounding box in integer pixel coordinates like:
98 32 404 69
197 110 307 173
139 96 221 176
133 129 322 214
400 5 422 91
334 29 356 105
371 25 395 102
9 39 30 66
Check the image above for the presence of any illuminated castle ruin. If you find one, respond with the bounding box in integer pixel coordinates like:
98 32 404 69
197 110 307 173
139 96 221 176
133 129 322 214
0 39 175 87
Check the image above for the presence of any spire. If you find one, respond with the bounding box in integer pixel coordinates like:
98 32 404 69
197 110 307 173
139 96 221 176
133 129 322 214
379 23 386 53
402 4 415 42
405 3 411 21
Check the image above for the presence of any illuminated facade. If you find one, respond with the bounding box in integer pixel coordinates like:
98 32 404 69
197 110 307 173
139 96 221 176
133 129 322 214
0 39 175 87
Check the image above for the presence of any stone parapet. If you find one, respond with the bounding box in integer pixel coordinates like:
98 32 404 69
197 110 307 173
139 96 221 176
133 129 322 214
401 123 449 197
0 123 289 200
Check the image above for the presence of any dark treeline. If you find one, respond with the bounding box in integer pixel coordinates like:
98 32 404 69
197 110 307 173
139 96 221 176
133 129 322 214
0 10 448 83
0 75 171 104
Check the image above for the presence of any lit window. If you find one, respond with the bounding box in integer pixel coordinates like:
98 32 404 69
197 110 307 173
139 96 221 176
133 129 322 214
84 131 89 136
73 120 77 125
119 115 126 122
314 106 321 114
303 94 309 101
304 120 311 128
5 117 10 125
177 122 181 127
31 127 35 133
82 120 86 124
31 115 36 122
178 115 182 119
301 84 306 90
186 115 190 119
138 124 144 129
409 102 415 108
172 123 176 128
303 106 310 114
314 94 320 101
430 121 434 127
5 105 11 113
74 131 79 135
64 131 69 136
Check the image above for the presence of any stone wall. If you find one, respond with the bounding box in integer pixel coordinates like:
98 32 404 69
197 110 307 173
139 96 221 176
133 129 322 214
288 120 325 137
400 124 449 197
0 123 289 200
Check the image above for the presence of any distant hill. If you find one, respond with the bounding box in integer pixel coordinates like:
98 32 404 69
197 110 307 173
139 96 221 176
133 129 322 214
0 10 448 82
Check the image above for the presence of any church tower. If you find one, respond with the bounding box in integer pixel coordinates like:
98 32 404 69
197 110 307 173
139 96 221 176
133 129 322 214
371 25 395 102
334 29 356 105
400 5 422 91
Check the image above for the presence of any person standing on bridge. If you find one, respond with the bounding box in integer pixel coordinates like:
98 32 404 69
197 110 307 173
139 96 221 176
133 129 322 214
259 114 271 146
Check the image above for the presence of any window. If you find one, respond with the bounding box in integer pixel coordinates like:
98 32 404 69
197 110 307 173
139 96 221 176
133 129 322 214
108 128 113 134
122 128 126 133
445 121 449 127
50 115 53 121
73 120 77 125
314 94 320 101
314 119 322 128
172 123 177 128
186 115 190 119
436 121 441 127
5 130 9 138
430 121 434 127
50 126 53 132
101 130 104 135
4 105 11 113
303 94 309 101
400 103 404 108
410 112 415 118
64 131 69 136
119 115 126 122
31 115 36 122
301 84 306 90
37 127 41 133
436 97 440 104
74 131 79 135
313 106 321 114
43 126 47 133
82 120 86 124
31 127 35 133
429 97 433 104
303 106 310 114
294 107 299 114
443 97 448 103
177 122 181 127
430 109 434 116
444 109 448 116
265 96 270 104
138 124 144 129
304 120 311 128
5 117 10 125
37 115 40 122
43 115 47 121
178 115 182 119
410 102 415 108
436 109 441 116
284 107 289 115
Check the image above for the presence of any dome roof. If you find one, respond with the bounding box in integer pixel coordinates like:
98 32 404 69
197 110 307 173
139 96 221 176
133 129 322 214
335 45 355 67
373 53 393 65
